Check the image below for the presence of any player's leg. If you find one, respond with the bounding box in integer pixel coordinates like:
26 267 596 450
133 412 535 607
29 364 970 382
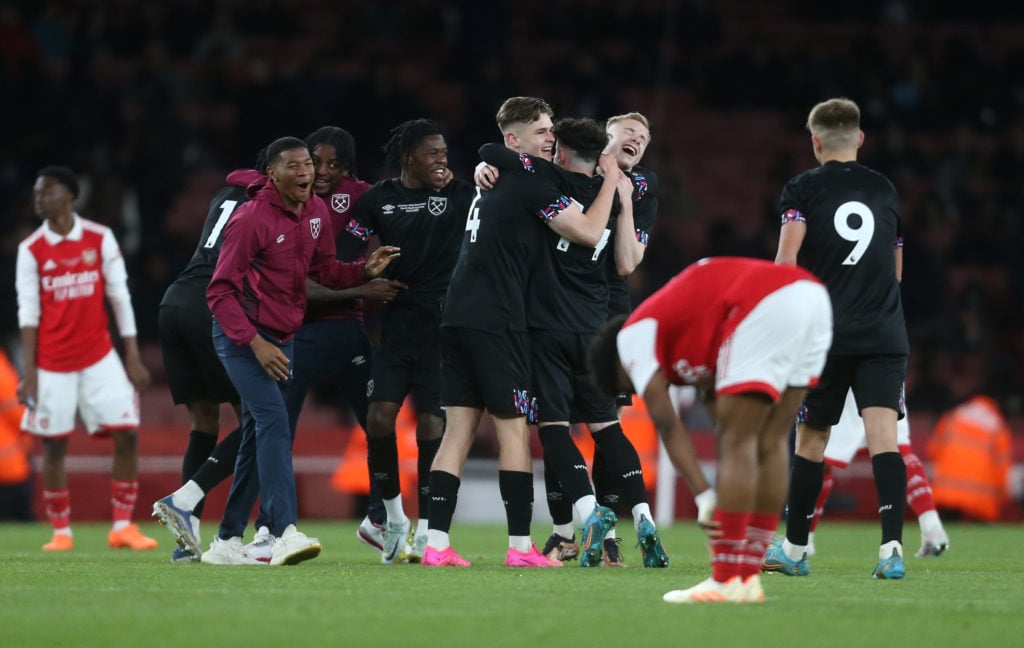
532 331 595 529
79 350 157 551
494 413 558 567
41 436 72 550
665 392 769 603
901 442 949 556
423 327 482 566
27 367 76 550
810 389 863 555
405 335 446 561
365 330 415 563
763 362 847 574
746 386 806 593
857 355 908 578
333 322 387 548
159 303 237 506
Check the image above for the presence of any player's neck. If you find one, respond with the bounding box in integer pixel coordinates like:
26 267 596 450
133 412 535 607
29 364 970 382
818 150 858 164
45 210 75 235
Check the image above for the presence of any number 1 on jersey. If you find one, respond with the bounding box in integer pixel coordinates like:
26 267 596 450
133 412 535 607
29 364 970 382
204 200 238 249
834 200 874 265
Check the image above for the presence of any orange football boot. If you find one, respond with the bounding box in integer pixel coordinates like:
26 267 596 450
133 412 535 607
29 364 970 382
108 524 159 550
42 534 74 551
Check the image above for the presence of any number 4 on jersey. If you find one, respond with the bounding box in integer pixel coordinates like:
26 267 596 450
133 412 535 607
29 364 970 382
465 188 482 243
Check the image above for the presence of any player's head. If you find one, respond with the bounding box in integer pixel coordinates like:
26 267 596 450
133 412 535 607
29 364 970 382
552 118 608 170
33 166 79 219
265 136 313 209
806 97 864 163
496 96 555 161
306 126 357 197
588 314 632 398
383 118 448 192
605 112 651 171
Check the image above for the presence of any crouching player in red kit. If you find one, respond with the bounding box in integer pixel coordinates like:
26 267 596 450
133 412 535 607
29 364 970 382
589 257 832 603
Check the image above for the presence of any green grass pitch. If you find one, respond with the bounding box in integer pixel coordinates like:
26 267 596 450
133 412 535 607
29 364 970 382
2 521 1022 647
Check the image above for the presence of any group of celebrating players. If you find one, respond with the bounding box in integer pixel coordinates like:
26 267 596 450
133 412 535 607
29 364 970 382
16 94 947 604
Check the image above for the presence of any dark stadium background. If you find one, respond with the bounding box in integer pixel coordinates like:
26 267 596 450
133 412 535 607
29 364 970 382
2 0 1022 518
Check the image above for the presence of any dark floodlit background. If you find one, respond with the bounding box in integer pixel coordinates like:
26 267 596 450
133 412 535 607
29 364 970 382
2 0 1023 417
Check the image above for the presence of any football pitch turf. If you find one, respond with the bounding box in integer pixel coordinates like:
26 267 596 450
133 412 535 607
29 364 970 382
2 521 1022 647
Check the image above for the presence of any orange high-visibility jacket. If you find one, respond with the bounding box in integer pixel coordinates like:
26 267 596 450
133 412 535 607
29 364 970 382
927 395 1012 521
0 350 30 484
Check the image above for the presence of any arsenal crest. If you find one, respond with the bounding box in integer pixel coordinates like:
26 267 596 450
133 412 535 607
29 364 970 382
310 217 322 239
81 248 98 265
427 196 448 216
331 193 351 213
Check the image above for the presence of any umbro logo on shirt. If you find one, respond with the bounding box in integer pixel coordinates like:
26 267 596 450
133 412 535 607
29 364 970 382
276 235 286 243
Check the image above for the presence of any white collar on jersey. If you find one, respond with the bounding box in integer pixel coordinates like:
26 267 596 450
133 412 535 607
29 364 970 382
41 213 84 245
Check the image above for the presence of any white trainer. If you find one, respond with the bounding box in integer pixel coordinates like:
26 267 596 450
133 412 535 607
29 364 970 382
201 537 263 565
663 576 748 603
245 526 275 564
270 524 322 566
381 517 412 565
403 533 429 563
356 517 385 553
742 574 765 603
915 528 950 558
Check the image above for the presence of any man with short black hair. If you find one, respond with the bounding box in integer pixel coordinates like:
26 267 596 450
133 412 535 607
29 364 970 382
198 137 399 566
351 118 474 565
17 165 157 552
152 150 265 563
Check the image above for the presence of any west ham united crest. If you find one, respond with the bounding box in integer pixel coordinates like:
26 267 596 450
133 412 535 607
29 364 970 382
427 196 447 216
310 217 321 239
331 193 350 213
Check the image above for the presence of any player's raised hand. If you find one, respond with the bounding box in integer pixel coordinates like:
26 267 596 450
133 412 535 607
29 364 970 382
364 245 401 278
616 173 635 204
474 161 500 190
597 151 620 178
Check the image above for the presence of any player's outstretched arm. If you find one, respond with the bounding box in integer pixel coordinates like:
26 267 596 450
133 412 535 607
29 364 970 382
643 372 712 500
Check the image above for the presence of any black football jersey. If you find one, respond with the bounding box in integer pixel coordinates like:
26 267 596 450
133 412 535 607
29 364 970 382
606 166 659 317
478 146 613 333
160 183 249 309
442 144 572 334
350 178 474 317
780 160 908 355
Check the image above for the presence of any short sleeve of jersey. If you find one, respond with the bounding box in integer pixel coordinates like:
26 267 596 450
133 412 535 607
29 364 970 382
479 144 571 221
348 186 378 236
631 168 659 245
778 176 807 223
616 317 661 396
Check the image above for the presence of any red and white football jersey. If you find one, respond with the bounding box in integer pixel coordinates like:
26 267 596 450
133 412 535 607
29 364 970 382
16 214 137 372
619 257 821 393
